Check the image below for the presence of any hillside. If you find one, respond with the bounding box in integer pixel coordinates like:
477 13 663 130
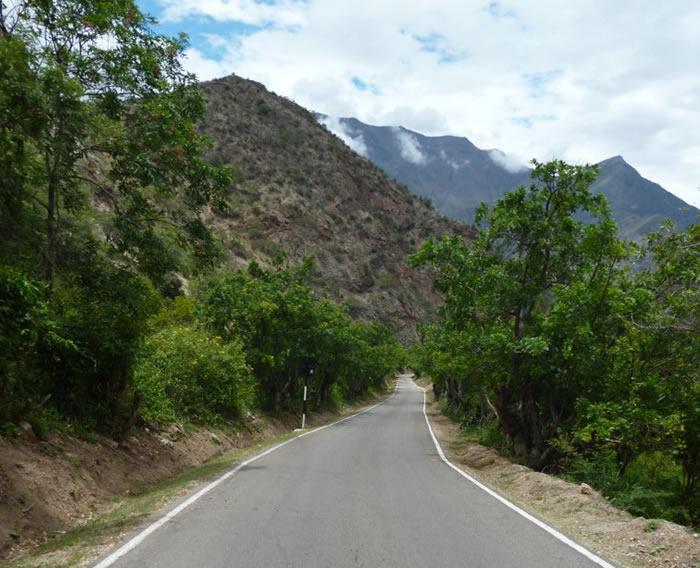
320 117 698 241
198 76 471 338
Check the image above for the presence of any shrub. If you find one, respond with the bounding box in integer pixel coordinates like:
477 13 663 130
134 326 253 425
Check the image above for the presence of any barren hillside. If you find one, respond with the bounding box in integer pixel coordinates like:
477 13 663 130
198 75 471 339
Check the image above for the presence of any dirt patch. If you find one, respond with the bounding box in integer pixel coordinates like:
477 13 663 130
0 389 390 566
420 380 700 568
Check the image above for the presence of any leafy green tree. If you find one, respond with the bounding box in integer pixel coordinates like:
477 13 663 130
198 261 314 409
0 33 46 271
412 160 629 467
565 222 698 523
1 0 230 289
198 260 403 411
645 223 700 500
46 251 161 435
0 267 62 422
412 158 700 524
1 0 234 436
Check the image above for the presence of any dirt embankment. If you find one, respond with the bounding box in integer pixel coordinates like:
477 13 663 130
418 378 700 568
0 407 328 562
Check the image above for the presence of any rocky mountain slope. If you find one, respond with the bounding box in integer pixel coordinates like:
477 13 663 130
198 76 470 339
320 116 697 241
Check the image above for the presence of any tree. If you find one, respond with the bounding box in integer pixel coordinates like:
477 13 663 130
197 260 404 411
1 0 230 290
644 223 700 499
133 325 253 425
0 0 232 434
412 160 629 467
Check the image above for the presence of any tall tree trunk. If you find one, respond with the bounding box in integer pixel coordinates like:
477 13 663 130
46 177 57 292
494 382 527 458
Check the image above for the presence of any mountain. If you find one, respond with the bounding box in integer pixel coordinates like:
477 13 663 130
319 117 698 241
197 76 471 339
593 156 698 239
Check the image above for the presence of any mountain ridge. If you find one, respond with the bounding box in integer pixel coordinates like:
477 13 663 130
319 115 697 241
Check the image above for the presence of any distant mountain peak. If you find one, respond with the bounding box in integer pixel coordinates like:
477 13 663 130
329 116 697 241
599 155 632 169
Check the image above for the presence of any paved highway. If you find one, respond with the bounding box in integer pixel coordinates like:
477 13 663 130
94 375 612 567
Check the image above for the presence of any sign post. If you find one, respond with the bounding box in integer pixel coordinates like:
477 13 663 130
299 357 316 430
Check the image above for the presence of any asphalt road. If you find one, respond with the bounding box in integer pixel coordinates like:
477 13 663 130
96 375 610 567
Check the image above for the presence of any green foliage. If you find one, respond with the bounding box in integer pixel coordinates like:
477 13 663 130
0 0 237 439
412 158 700 526
47 259 161 432
412 159 627 466
134 326 253 425
198 260 404 410
564 450 680 521
0 266 68 422
1 0 231 290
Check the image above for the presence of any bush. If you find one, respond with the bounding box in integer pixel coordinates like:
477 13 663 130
134 326 253 425
565 450 679 520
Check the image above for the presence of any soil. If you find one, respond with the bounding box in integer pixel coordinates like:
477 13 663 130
417 378 700 568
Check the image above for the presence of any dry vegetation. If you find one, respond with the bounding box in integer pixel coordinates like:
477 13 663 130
199 75 472 339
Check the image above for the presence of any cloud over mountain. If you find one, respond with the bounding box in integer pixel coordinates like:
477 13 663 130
393 128 427 165
318 115 369 157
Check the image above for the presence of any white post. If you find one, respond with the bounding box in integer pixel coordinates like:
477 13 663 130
301 385 308 429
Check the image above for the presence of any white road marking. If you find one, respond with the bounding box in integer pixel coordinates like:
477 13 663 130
92 395 392 567
415 377 617 568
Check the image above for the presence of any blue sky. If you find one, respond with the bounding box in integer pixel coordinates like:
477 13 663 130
135 0 700 206
137 0 262 59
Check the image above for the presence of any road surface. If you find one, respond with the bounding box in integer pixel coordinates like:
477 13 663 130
95 375 611 567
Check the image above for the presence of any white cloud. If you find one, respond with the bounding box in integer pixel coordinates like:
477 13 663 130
441 149 470 170
157 0 700 206
318 115 368 157
393 127 427 165
159 0 305 27
202 33 228 48
487 149 527 173
183 48 232 80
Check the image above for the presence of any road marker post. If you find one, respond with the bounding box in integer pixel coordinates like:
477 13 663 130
301 383 308 429
298 357 316 430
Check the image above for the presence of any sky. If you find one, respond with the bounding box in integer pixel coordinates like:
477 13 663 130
137 0 700 206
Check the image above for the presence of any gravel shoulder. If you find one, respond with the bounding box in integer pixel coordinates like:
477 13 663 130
417 378 700 568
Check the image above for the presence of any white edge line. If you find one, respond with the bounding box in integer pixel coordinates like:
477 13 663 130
417 381 617 568
93 389 395 568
